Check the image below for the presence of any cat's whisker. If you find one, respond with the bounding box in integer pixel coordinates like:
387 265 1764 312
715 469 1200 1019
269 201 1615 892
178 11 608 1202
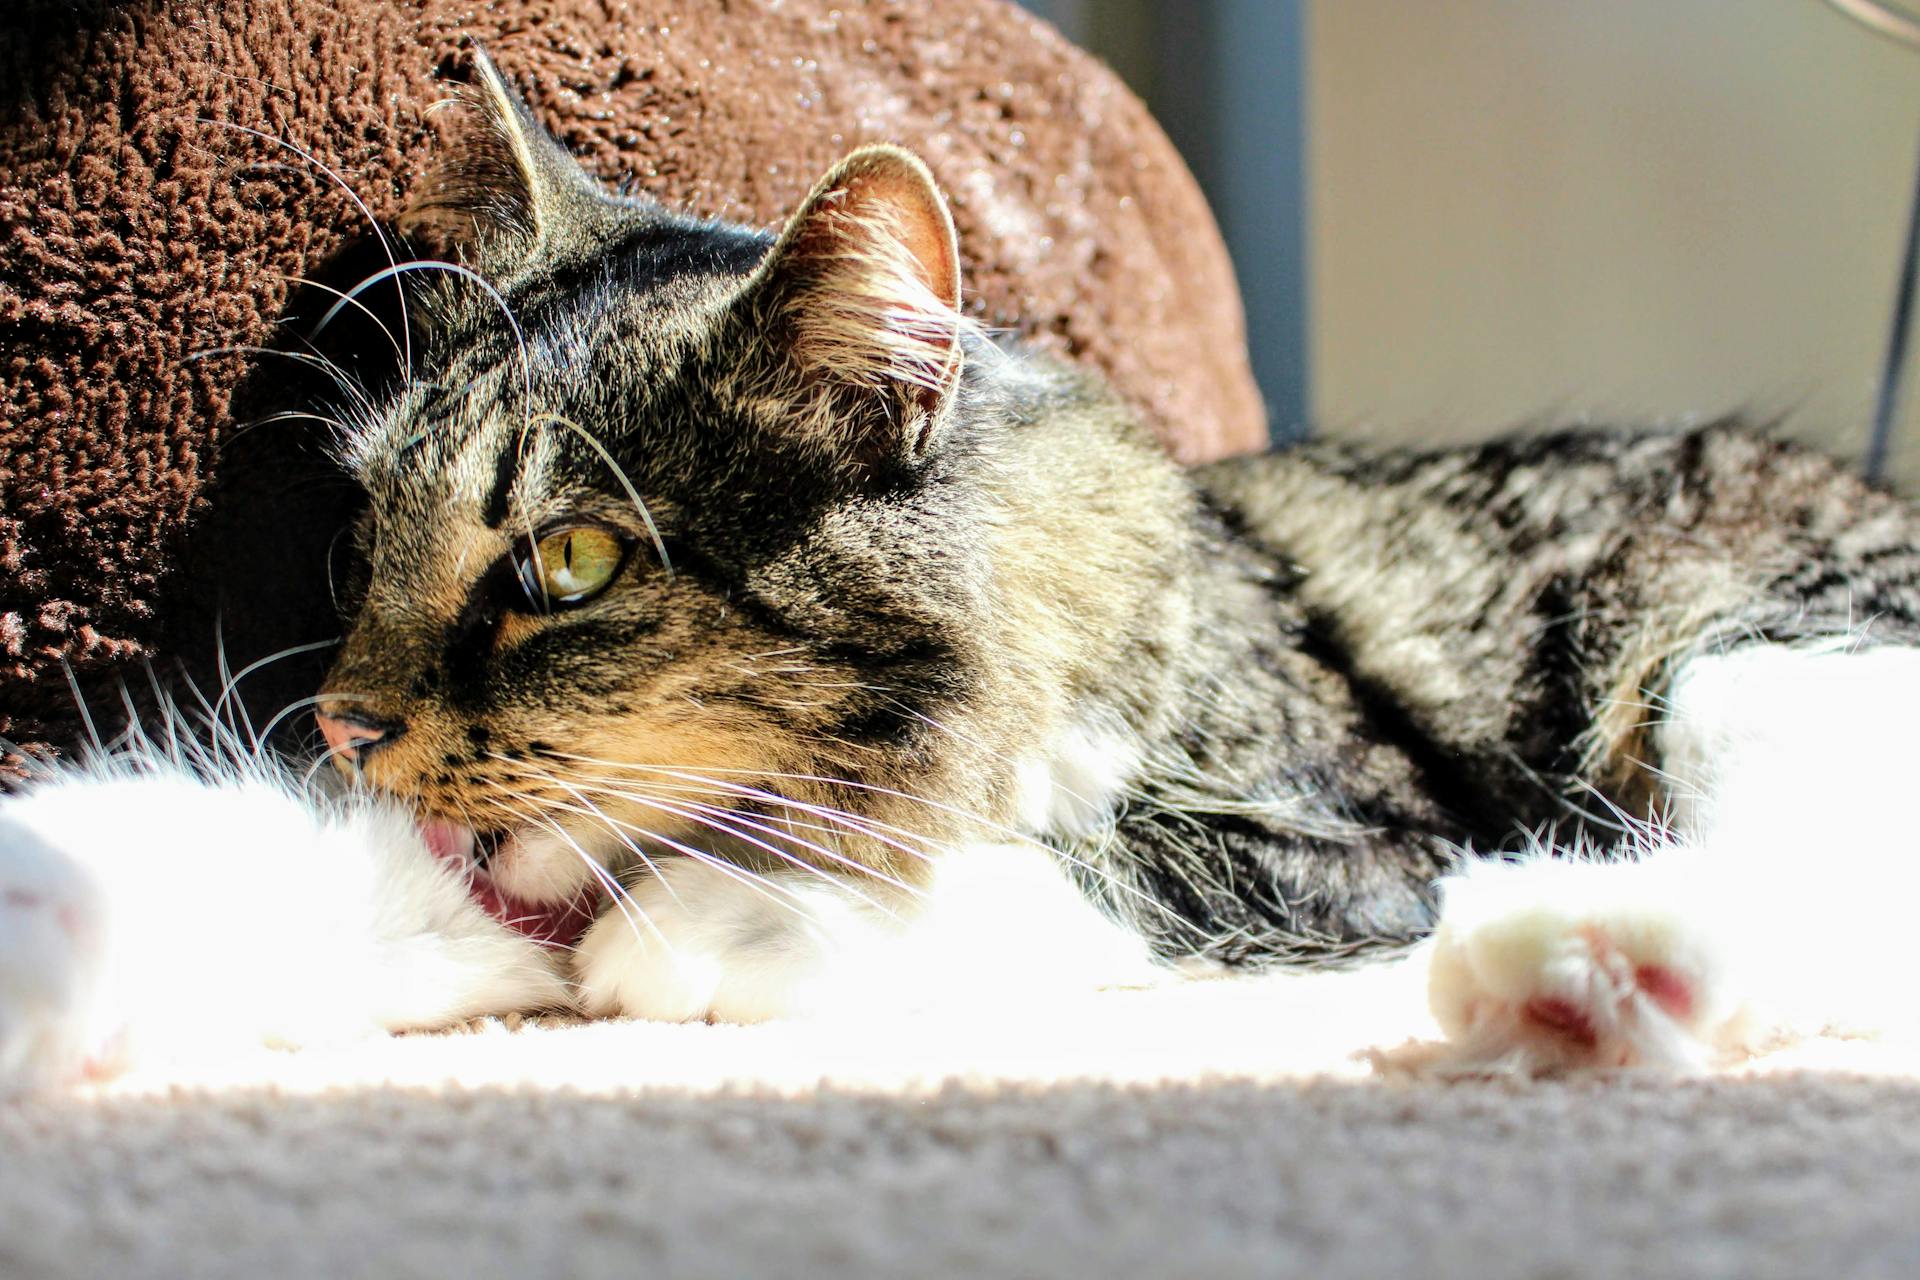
540 757 1179 927
487 768 846 926
646 790 905 854
668 806 921 916
547 763 945 867
185 344 380 421
188 117 415 382
713 778 1186 927
225 408 361 447
315 259 531 422
162 659 258 768
506 419 554 612
208 628 240 745
522 793 825 924
273 271 410 378
741 646 810 661
300 738 370 790
480 793 673 952
208 638 343 743
323 523 360 617
567 783 920 914
533 751 1169 914
55 658 107 760
525 412 673 578
254 688 372 749
490 757 902 906
140 660 186 773
625 799 910 916
502 773 687 910
475 790 652 946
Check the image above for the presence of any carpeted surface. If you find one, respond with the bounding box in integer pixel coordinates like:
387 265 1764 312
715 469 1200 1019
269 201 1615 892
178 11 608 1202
7 7 1910 1277
0 0 1264 767
4 977 1918 1279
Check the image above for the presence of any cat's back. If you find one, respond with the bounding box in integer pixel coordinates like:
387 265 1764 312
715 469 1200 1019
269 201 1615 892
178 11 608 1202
1191 423 1920 812
1198 423 1918 617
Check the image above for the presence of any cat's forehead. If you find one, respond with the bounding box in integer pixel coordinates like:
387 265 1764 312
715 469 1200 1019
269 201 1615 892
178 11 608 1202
352 213 768 498
353 381 634 538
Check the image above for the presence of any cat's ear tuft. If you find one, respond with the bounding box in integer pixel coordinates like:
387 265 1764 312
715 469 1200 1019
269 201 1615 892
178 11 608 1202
399 45 609 270
733 146 966 466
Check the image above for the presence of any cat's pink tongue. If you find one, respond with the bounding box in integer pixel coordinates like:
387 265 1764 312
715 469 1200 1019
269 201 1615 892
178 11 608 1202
417 819 600 949
419 819 475 864
464 876 603 950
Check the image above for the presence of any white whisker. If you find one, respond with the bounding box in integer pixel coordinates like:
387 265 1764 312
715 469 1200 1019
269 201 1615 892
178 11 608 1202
189 116 415 382
534 752 1174 920
492 784 825 925
526 412 674 578
479 792 672 951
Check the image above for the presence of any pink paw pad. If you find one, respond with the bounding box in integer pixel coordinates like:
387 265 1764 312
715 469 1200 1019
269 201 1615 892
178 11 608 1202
3 887 89 942
1516 929 1699 1059
1633 963 1694 1020
1521 996 1598 1048
4 887 87 941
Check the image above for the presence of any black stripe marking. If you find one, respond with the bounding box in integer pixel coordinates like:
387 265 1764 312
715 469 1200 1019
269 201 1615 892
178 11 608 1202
482 440 520 529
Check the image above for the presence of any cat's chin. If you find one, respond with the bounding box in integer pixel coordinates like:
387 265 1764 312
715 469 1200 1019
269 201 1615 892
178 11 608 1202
416 818 602 949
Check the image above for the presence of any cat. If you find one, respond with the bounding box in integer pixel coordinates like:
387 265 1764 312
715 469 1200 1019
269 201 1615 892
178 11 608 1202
5 48 1920 1094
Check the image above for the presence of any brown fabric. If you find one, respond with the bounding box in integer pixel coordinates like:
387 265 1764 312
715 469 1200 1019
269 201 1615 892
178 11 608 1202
0 0 1265 765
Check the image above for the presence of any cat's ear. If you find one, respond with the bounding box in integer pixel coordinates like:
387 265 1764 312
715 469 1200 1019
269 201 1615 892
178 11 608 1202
730 146 965 466
399 45 611 269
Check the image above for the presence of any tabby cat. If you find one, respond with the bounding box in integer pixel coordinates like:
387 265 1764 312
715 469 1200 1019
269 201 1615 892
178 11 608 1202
5 51 1920 1091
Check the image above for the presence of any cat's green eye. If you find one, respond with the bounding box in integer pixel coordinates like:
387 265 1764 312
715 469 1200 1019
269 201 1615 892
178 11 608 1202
517 526 628 610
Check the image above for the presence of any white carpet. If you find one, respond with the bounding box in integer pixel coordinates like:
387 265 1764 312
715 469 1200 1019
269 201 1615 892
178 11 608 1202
4 975 1919 1279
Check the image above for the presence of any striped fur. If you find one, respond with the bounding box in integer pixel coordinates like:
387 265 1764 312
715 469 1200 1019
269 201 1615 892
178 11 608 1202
318 54 1920 988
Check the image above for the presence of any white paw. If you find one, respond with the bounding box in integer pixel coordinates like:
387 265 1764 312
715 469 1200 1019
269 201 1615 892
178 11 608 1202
0 816 118 1095
1426 855 1750 1071
573 856 895 1024
571 842 1163 1024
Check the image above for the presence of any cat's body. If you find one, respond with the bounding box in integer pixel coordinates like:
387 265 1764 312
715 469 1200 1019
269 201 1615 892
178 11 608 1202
4 53 1920 1092
1112 425 1920 963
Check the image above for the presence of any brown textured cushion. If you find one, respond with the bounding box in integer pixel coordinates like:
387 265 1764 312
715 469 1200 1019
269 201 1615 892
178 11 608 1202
0 0 1265 766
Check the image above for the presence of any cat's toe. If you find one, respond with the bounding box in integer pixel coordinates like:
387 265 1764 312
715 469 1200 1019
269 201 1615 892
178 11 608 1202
0 818 117 1095
573 907 724 1024
1424 857 1747 1071
572 857 883 1024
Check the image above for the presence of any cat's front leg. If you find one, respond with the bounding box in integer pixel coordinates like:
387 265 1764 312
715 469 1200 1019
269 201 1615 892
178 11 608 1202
572 854 894 1023
1426 642 1920 1071
1423 848 1756 1070
574 842 1162 1022
0 770 568 1094
0 811 116 1093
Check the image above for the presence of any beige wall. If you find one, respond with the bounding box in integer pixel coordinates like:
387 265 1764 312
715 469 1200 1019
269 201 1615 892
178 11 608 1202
1309 0 1920 485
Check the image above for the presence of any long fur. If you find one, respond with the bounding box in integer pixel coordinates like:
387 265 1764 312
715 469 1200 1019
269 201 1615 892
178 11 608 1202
7 57 1920 1091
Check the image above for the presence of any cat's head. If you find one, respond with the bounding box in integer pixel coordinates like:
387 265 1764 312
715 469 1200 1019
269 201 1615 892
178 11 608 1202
314 50 1001 905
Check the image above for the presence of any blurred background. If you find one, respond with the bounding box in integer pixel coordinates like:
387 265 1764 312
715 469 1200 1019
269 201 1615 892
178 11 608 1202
1017 0 1920 486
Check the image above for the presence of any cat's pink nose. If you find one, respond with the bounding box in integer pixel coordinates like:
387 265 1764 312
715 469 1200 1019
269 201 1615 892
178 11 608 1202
316 709 401 766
